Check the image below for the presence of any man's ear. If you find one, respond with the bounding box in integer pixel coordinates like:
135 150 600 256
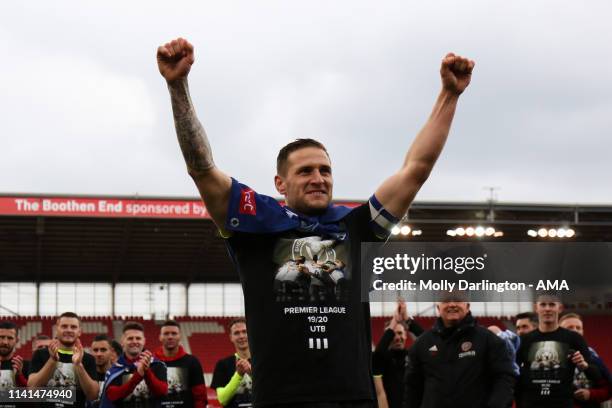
275 175 286 195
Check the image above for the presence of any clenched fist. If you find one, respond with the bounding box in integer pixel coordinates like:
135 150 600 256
157 37 195 83
440 53 475 95
236 358 251 376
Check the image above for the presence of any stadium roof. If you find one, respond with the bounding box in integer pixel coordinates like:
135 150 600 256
1 194 612 283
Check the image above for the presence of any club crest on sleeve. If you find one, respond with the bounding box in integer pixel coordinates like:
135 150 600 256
239 188 257 215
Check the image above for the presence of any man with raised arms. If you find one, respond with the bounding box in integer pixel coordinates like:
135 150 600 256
157 37 474 407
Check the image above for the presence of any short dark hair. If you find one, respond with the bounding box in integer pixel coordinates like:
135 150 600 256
122 322 144 333
0 321 18 335
515 312 538 325
110 340 122 356
161 320 181 330
228 318 246 333
92 334 112 344
276 138 329 176
35 334 51 340
57 312 80 324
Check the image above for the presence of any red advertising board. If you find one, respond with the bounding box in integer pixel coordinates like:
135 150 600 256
0 197 210 219
0 196 362 219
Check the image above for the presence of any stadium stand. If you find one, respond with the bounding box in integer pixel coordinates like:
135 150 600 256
2 195 612 407
1 314 610 408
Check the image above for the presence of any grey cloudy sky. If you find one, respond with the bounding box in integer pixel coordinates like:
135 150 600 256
1 1 611 204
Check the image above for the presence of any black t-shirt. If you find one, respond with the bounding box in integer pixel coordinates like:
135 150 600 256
0 359 30 408
226 203 381 406
0 360 16 391
88 370 107 408
29 347 97 408
95 370 106 382
108 362 167 408
516 327 597 408
372 332 408 408
161 354 205 407
210 354 253 408
372 321 424 408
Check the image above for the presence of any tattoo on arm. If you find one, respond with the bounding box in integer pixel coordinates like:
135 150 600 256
168 78 215 176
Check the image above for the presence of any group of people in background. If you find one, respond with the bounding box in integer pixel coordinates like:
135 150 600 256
1 296 611 408
374 296 612 408
0 314 253 408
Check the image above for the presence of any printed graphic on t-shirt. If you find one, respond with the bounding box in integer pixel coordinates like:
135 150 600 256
273 236 348 303
573 369 590 389
166 367 187 395
48 362 78 388
237 373 252 395
235 373 253 407
527 341 569 396
0 369 15 390
0 365 19 408
123 373 151 403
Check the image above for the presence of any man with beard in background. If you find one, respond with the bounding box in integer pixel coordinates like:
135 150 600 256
28 312 99 408
92 335 117 382
154 320 207 408
90 334 119 408
0 321 28 390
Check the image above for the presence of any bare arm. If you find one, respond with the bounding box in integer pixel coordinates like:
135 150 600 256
28 341 59 387
375 53 475 218
70 340 99 401
74 364 99 400
158 38 232 231
27 357 56 387
374 376 389 408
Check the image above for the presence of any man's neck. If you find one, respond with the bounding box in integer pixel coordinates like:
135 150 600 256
0 352 15 362
539 322 559 333
97 363 111 374
236 349 250 360
126 353 140 361
442 319 460 328
58 342 74 352
163 346 179 357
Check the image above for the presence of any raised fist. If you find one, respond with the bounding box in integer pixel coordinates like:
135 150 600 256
440 53 475 95
157 37 195 83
